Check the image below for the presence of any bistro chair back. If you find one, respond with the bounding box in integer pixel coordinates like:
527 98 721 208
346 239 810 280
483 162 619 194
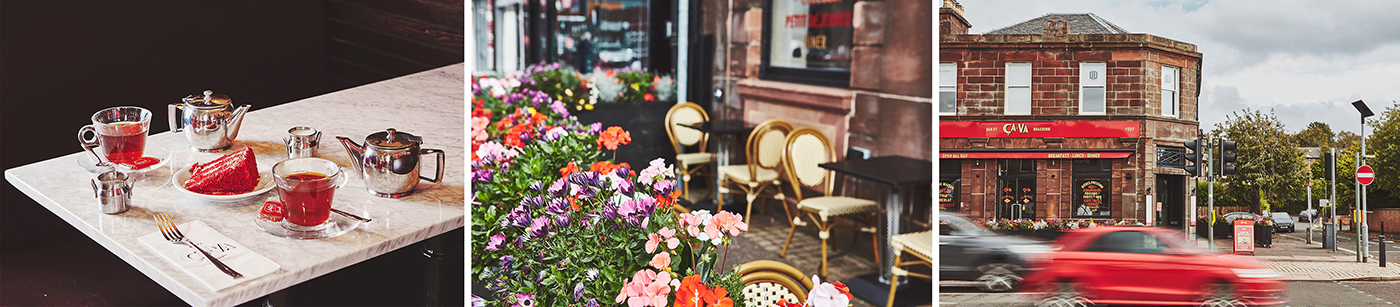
665 102 710 153
779 127 881 277
664 102 716 200
717 119 792 224
738 260 813 306
887 230 934 307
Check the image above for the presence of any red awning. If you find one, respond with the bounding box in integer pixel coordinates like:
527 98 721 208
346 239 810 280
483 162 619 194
939 151 1134 159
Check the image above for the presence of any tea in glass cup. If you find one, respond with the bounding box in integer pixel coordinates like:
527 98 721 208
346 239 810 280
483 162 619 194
78 106 151 164
272 158 347 231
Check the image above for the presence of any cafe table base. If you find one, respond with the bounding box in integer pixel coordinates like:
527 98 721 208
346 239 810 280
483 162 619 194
845 272 931 307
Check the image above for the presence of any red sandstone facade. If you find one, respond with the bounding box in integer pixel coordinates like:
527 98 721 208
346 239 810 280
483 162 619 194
938 4 1202 227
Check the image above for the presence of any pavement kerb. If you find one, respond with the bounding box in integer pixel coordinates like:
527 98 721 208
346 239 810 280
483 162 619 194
1265 231 1400 281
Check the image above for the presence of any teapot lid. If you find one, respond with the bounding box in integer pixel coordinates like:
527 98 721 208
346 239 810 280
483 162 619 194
366 128 422 149
181 90 232 108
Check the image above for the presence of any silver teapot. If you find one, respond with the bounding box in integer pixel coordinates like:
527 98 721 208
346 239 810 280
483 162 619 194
337 128 445 198
168 90 250 152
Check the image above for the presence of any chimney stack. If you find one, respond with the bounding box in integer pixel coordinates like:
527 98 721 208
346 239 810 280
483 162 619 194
1043 19 1068 40
940 0 971 35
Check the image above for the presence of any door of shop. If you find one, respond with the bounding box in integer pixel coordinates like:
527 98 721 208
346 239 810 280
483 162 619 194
1156 174 1185 227
997 159 1037 220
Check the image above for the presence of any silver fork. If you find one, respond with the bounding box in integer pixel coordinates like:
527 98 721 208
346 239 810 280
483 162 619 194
154 213 243 278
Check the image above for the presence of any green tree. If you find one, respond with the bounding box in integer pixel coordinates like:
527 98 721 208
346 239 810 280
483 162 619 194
1211 109 1308 213
1293 122 1335 148
1363 101 1400 209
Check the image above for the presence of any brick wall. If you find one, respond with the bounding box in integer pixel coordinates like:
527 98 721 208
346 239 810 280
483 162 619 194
1368 208 1400 233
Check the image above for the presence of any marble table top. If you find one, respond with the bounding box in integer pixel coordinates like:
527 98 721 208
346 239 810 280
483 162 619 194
4 63 466 307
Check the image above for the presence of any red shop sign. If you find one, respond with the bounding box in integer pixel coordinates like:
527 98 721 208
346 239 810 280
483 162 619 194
940 121 1141 138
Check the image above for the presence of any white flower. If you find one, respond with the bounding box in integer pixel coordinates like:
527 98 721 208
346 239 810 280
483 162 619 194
805 275 850 307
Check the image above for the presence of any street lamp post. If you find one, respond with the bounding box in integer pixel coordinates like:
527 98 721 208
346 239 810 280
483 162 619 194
1352 100 1374 262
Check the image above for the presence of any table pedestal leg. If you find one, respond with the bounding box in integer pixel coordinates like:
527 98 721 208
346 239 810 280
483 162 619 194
260 290 289 307
422 236 445 306
880 186 902 284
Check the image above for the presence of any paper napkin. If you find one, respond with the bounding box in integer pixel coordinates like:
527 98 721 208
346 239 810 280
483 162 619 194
138 220 280 291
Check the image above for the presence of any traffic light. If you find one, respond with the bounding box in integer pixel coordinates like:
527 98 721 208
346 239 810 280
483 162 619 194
1219 139 1238 176
1184 135 1204 177
1325 151 1336 179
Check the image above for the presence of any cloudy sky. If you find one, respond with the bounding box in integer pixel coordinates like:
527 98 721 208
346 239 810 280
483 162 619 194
951 0 1400 134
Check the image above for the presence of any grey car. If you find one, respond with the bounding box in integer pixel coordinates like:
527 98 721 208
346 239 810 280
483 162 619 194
939 213 1051 292
1271 212 1295 233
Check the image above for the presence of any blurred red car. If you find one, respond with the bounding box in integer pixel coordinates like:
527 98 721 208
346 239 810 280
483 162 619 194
1022 226 1287 306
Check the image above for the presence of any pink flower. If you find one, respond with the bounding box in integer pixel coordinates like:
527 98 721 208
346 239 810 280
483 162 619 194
658 227 680 249
704 222 722 241
711 212 749 236
650 252 671 269
471 117 491 142
646 233 662 253
616 269 671 307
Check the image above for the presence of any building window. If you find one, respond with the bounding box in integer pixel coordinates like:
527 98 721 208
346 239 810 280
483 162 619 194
1157 146 1185 169
1161 66 1179 117
762 0 855 88
939 63 957 115
1073 159 1112 218
939 160 961 211
1005 62 1031 115
1079 62 1107 115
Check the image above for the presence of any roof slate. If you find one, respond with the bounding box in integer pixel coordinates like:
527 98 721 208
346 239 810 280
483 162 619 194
984 13 1129 35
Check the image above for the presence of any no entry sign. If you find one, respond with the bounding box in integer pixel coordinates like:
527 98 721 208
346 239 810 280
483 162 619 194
1357 165 1375 186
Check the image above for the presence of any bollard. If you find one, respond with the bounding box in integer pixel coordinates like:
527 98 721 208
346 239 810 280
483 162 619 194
1381 221 1386 267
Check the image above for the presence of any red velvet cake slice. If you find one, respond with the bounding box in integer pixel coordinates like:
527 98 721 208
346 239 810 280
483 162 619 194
184 147 259 194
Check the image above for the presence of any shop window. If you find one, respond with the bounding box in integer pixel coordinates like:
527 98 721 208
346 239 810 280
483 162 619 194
1072 159 1112 218
1161 66 1179 117
762 0 855 88
1079 62 1106 115
939 63 957 115
554 0 651 72
939 160 961 211
1005 62 1031 115
474 0 525 74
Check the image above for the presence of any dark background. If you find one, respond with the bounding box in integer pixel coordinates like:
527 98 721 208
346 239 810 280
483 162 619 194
1 0 463 305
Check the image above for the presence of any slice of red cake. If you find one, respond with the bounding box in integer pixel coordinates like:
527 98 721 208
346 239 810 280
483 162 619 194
184 147 259 195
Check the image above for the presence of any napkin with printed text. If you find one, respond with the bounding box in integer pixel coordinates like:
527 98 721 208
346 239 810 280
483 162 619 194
138 220 280 291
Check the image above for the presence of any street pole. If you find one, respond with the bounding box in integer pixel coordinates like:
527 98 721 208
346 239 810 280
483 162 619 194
1331 147 1338 252
1307 171 1313 244
1357 150 1363 262
1207 137 1216 245
1361 116 1369 262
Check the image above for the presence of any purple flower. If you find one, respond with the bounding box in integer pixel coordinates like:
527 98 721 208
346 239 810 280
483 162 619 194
600 204 620 220
505 205 532 228
653 179 674 196
499 255 514 268
586 268 599 281
546 198 569 215
573 283 585 301
522 196 545 209
486 234 506 251
536 271 547 283
529 181 544 191
529 217 550 237
472 169 493 182
614 164 631 178
553 214 571 228
513 293 536 307
545 126 568 141
575 185 597 199
588 122 602 134
617 180 635 197
551 100 571 117
586 298 599 307
517 131 531 144
549 178 568 197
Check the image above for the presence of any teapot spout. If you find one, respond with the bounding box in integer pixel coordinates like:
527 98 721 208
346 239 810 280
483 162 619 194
227 104 252 140
337 136 367 174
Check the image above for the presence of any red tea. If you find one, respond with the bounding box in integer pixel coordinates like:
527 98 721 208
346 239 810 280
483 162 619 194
277 172 335 227
99 122 146 164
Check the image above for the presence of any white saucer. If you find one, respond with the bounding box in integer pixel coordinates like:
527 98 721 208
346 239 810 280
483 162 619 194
254 196 365 240
76 144 172 174
171 168 275 202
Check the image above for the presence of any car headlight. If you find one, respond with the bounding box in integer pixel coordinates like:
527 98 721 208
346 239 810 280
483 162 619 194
1232 268 1281 279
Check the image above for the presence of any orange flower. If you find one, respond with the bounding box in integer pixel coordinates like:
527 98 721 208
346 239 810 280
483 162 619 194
560 161 580 177
832 281 853 301
597 126 632 150
674 275 705 307
590 161 628 174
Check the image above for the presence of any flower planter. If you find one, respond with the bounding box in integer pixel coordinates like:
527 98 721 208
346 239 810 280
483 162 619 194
1255 225 1273 247
573 101 675 168
1195 224 1232 239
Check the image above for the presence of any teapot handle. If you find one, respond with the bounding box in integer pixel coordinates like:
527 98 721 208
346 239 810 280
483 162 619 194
419 149 446 183
167 104 184 133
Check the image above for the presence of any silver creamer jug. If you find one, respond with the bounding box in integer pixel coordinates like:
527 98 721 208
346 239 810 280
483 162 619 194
337 128 445 198
90 170 132 214
168 90 250 152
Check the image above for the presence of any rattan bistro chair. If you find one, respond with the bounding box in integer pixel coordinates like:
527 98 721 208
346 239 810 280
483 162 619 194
780 127 881 277
664 102 716 200
887 231 933 307
717 119 792 224
738 260 813 306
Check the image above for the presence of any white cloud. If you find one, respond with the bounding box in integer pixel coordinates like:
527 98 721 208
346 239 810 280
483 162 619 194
952 0 1400 134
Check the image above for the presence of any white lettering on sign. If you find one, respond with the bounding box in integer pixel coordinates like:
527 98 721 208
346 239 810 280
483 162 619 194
1002 123 1028 135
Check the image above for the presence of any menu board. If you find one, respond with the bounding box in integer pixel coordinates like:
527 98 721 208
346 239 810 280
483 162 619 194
1073 178 1110 218
939 179 958 208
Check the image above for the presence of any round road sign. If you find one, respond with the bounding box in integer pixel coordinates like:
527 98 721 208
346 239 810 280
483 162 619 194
1357 165 1375 186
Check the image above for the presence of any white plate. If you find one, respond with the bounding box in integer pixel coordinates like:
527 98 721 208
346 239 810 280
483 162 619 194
171 167 275 202
76 144 172 174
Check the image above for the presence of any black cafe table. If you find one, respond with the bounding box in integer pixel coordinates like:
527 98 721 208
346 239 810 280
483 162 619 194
677 119 757 206
819 155 933 305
